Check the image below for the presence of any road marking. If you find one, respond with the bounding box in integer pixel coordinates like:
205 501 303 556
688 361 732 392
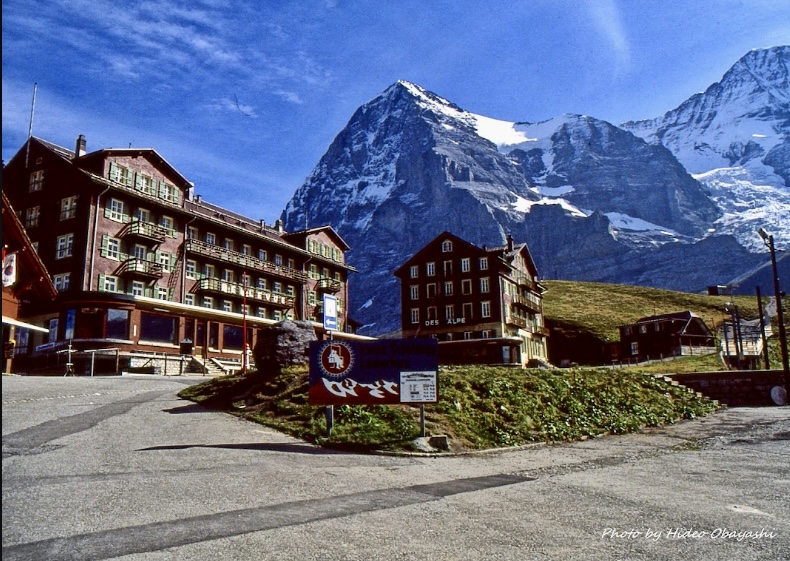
1 474 535 561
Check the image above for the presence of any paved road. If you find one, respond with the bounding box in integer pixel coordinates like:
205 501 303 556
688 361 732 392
2 374 789 560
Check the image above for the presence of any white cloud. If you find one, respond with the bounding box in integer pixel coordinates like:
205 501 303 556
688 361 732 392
586 0 631 71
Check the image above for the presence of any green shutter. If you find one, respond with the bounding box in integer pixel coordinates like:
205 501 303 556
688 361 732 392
100 235 109 258
135 174 144 191
109 162 119 182
98 274 106 291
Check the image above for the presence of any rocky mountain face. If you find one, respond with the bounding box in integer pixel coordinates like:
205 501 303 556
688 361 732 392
283 47 788 335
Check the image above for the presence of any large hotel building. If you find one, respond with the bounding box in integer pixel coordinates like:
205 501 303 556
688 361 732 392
2 135 357 375
395 232 549 367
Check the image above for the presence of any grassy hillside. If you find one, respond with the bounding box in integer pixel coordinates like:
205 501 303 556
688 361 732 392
179 364 718 453
541 280 771 366
541 280 762 342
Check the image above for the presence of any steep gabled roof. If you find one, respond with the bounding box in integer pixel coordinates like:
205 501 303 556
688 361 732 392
393 231 487 277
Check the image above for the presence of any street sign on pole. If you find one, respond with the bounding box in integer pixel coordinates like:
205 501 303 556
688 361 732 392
323 294 338 332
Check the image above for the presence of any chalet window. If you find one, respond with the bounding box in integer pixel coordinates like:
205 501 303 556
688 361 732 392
630 342 639 355
160 215 174 233
188 226 199 240
410 265 419 278
257 307 267 318
463 331 473 340
131 281 144 296
159 252 172 272
203 264 215 278
444 281 453 296
482 330 492 339
288 258 296 269
481 301 491 318
60 197 77 220
242 244 252 256
223 238 234 251
480 277 490 293
53 273 71 291
135 208 151 223
274 254 283 265
223 326 243 350
222 269 234 283
56 234 74 259
443 260 452 276
186 260 197 279
427 306 438 320
442 240 453 252
206 232 216 245
203 296 213 309
136 174 157 195
184 294 194 306
104 237 121 260
309 264 320 279
108 198 126 222
463 302 473 319
426 262 436 276
426 283 437 298
133 244 147 260
445 305 455 320
257 278 267 289
461 258 470 273
273 282 282 293
109 163 133 186
258 249 267 261
103 275 119 292
410 308 419 324
639 325 648 334
25 206 40 228
479 257 488 270
157 287 169 300
461 279 472 295
222 300 232 312
29 170 45 192
410 285 419 300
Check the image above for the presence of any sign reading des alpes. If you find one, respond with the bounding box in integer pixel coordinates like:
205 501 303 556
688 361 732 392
308 339 438 405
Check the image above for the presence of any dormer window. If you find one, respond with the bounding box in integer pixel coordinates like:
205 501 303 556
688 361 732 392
441 240 453 252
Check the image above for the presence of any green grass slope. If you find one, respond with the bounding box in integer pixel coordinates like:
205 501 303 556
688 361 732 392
179 364 719 453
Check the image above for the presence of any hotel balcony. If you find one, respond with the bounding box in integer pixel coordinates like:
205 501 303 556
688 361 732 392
185 239 308 282
316 277 342 293
121 220 169 243
511 294 542 313
193 278 295 309
116 258 164 279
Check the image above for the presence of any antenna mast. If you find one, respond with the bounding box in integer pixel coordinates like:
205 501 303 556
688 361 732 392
25 82 38 169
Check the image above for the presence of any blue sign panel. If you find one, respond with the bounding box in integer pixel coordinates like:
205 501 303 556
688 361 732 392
309 339 438 405
322 294 338 331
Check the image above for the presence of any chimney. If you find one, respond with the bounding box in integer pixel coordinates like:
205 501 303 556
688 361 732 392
195 194 202 204
507 234 514 252
74 135 86 159
274 219 284 234
259 219 266 232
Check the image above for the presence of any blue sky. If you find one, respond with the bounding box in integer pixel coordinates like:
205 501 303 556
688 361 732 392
3 0 789 223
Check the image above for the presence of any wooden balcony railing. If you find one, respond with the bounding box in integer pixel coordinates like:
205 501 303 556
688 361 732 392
185 239 308 282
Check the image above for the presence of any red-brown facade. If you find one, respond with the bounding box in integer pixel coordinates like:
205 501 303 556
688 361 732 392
2 136 358 375
394 232 549 367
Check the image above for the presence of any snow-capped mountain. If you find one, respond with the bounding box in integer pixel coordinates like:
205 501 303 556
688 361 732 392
283 47 788 335
623 46 790 251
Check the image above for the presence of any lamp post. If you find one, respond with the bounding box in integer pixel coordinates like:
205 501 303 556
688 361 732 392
758 228 789 390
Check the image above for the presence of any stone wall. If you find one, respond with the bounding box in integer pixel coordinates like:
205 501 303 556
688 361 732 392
667 370 786 407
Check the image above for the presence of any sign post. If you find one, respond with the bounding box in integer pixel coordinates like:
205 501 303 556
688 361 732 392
309 339 439 436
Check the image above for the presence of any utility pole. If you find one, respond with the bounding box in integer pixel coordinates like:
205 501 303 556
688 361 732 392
758 228 789 391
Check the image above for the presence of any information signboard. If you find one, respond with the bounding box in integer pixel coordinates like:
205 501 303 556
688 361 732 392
308 339 438 405
322 294 338 332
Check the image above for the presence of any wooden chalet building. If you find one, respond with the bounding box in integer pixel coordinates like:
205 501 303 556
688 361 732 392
394 232 549 367
616 311 716 363
2 135 357 375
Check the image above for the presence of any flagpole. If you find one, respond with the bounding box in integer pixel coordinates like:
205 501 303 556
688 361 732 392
25 82 38 169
